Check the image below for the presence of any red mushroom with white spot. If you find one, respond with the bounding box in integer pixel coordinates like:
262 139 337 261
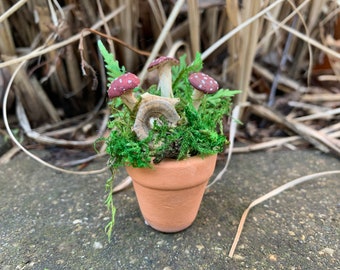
108 72 140 110
147 56 179 98
188 72 219 110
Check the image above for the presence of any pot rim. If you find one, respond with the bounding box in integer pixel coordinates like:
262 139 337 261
125 154 217 190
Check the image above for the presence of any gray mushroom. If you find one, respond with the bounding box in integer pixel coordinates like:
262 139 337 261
133 93 180 141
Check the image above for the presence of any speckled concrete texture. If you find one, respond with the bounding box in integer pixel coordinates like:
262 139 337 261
0 150 339 269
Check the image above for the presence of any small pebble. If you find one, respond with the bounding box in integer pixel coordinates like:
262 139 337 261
93 241 103 249
196 245 204 251
269 254 277 261
72 219 82 224
318 247 334 256
233 254 245 261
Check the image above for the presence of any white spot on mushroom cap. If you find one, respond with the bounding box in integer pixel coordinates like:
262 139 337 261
107 72 140 99
188 72 219 93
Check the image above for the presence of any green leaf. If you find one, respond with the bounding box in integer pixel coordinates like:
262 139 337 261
172 53 204 103
206 89 241 105
188 51 203 72
98 40 126 83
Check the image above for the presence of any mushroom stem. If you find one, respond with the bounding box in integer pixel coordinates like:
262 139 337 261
158 65 173 98
147 56 179 98
121 92 137 111
192 90 204 110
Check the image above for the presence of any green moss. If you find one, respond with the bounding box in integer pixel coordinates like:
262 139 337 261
102 52 240 168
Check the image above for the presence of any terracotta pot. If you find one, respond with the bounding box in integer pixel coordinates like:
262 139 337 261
125 154 217 233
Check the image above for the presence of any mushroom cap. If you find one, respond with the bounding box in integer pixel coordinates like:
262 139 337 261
108 72 140 99
147 56 179 72
188 72 219 94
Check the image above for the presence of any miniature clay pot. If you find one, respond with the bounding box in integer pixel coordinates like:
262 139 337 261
125 154 217 233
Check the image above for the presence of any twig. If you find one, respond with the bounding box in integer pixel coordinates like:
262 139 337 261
201 0 285 60
0 0 28 23
33 111 103 133
80 28 151 57
167 40 190 58
229 170 340 258
0 6 126 69
16 97 101 147
139 0 186 82
227 125 340 154
267 15 298 107
2 51 107 175
227 136 300 154
207 103 248 188
113 176 133 193
252 63 308 93
2 55 60 123
0 146 21 164
293 107 340 122
265 14 340 60
288 101 329 114
302 93 340 103
250 103 340 157
320 122 340 134
96 0 115 55
58 152 107 167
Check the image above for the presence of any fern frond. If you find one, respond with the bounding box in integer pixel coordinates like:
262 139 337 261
98 40 126 84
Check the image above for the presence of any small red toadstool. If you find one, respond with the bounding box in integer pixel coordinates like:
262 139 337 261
147 56 179 98
188 72 219 109
108 72 140 110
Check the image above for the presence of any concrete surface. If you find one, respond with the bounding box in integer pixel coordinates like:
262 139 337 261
0 149 339 269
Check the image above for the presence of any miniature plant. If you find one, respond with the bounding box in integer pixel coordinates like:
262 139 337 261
96 40 240 240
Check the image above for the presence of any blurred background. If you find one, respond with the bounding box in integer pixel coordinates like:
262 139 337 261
0 0 339 165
